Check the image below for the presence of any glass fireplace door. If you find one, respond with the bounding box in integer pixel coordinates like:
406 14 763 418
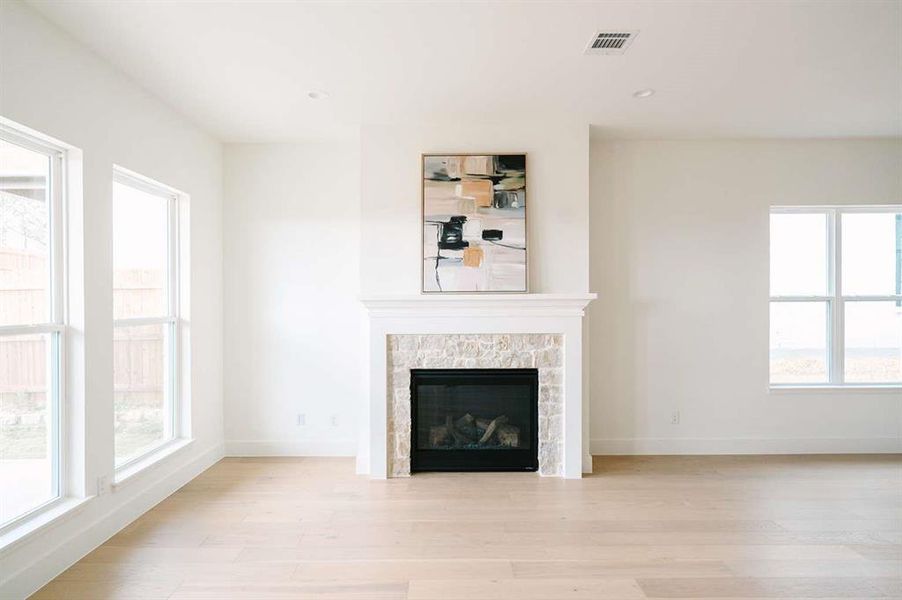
410 369 538 472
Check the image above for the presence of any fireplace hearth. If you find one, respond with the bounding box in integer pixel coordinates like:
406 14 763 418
410 368 539 472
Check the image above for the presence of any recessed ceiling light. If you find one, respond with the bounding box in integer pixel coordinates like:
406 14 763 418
633 88 655 99
307 90 330 100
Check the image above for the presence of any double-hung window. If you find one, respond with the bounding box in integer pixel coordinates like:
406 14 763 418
770 206 902 387
112 168 180 471
0 127 66 527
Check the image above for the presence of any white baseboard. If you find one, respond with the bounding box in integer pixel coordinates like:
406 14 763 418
1 442 224 600
225 439 357 457
355 451 369 475
590 437 902 455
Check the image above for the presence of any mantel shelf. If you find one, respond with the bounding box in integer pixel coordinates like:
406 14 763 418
360 293 597 318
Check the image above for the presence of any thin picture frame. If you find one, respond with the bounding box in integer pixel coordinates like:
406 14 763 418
420 153 529 294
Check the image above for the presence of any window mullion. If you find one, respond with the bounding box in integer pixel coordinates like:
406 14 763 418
168 196 178 319
164 196 177 440
168 197 179 439
50 330 63 498
768 295 831 302
113 316 175 328
831 210 844 384
51 153 65 326
0 323 65 336
842 295 902 302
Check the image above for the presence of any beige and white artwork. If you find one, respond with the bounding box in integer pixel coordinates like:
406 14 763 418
422 154 526 293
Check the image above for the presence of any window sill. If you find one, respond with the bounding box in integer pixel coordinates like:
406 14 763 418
0 496 93 556
769 384 902 394
114 437 194 488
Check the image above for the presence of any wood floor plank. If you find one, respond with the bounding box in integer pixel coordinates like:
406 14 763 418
723 559 902 578
292 559 514 581
28 579 181 600
51 561 298 584
79 546 244 564
168 582 409 599
103 529 210 548
775 520 902 533
30 455 902 600
234 543 868 562
637 576 902 598
845 544 902 560
510 558 733 578
503 519 786 533
299 529 894 547
406 578 645 599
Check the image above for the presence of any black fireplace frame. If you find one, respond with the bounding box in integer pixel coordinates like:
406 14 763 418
410 368 539 473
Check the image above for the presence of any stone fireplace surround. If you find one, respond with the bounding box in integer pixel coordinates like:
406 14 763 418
390 334 562 476
359 294 596 479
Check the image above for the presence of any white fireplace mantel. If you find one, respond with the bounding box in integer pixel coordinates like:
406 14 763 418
358 292 597 479
361 293 596 318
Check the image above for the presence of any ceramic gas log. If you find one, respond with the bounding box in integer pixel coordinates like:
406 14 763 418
427 414 521 449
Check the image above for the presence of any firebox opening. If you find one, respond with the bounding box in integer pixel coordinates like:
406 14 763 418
410 368 539 472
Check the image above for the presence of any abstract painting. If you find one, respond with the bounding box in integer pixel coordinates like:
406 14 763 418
422 154 527 293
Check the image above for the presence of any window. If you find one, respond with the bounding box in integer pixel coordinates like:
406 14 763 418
112 168 180 470
770 207 902 387
0 127 65 527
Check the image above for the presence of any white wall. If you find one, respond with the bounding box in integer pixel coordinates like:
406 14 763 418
589 139 902 455
0 2 223 597
221 122 592 460
223 143 361 456
360 121 591 295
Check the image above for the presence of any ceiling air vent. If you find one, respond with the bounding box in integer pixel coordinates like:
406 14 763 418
584 30 638 55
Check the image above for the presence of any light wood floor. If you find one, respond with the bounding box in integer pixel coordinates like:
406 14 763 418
32 455 902 599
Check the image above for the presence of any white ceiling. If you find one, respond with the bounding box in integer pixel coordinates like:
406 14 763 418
25 0 902 142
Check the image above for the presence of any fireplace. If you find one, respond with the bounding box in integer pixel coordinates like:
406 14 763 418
410 368 539 472
361 294 595 478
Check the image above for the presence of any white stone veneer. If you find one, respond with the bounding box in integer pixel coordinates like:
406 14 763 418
387 334 564 477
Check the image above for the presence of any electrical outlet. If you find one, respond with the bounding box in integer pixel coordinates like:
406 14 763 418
97 475 108 496
330 415 339 427
671 410 680 425
296 413 306 426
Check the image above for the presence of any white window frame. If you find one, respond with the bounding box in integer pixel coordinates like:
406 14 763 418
0 123 67 533
112 167 182 476
770 205 902 389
